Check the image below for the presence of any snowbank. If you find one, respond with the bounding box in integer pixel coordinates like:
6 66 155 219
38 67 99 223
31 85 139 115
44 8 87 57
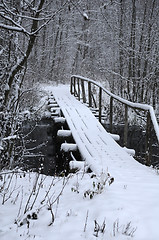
0 170 159 240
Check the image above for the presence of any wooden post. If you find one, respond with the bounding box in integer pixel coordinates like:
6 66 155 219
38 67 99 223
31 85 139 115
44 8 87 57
99 87 102 123
92 94 97 108
110 97 113 133
73 77 76 96
77 78 80 101
70 77 73 94
81 80 86 103
124 104 128 147
145 111 151 166
88 81 92 107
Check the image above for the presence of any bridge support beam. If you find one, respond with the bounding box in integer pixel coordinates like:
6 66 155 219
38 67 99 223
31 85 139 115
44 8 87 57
109 97 113 133
81 81 86 103
88 82 92 107
77 78 80 101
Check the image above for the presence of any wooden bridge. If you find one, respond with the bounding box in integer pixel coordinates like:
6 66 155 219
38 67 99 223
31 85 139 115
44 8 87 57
46 75 159 176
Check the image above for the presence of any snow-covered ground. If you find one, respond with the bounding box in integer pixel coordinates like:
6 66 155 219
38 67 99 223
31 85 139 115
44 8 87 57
0 168 159 240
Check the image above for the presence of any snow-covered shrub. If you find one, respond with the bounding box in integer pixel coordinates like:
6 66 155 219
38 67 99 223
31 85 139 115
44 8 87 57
71 172 114 200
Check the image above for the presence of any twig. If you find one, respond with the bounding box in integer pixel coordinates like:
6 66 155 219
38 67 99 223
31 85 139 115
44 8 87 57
2 172 14 204
47 195 55 226
30 175 46 211
40 177 55 204
23 173 40 214
84 210 89 232
50 176 70 206
17 187 23 219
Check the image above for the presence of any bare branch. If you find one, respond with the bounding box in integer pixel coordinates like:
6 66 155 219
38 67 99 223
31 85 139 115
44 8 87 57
0 13 30 35
31 0 69 35
0 23 29 34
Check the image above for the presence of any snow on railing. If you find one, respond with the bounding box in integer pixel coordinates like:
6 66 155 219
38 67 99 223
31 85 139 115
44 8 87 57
70 75 159 166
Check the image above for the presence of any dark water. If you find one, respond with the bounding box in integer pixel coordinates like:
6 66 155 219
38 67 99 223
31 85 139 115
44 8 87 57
18 118 159 175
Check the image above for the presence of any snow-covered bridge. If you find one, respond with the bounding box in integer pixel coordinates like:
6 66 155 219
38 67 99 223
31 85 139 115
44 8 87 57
45 75 159 177
52 85 135 176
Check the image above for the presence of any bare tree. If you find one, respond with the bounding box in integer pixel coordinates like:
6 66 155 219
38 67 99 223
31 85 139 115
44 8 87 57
0 0 69 169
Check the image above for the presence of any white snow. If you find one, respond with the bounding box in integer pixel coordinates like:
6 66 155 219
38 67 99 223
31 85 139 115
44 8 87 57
0 24 25 32
48 103 59 108
83 12 89 20
69 160 85 170
0 145 3 151
48 99 56 104
50 107 60 113
0 169 159 240
108 133 120 141
122 147 135 156
2 135 17 141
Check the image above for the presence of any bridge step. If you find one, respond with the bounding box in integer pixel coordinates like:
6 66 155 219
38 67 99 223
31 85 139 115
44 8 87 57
47 94 83 173
49 103 59 108
51 111 60 117
54 117 66 124
50 107 60 112
50 107 61 117
48 99 56 104
69 160 85 171
57 130 72 138
61 143 78 152
48 95 61 118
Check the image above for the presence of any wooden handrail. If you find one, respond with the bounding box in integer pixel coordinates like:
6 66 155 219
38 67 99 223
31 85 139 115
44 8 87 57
70 75 159 165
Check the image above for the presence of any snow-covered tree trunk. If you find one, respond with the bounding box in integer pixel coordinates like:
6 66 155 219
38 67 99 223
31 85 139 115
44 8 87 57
0 0 69 169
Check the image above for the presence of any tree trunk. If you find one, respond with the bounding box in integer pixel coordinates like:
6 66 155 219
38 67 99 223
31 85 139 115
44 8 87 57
4 0 45 107
119 0 124 97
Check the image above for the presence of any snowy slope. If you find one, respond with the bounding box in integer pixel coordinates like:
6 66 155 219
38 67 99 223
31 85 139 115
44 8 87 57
0 169 159 240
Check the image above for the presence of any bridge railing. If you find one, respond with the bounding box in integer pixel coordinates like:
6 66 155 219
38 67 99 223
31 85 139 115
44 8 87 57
70 75 159 166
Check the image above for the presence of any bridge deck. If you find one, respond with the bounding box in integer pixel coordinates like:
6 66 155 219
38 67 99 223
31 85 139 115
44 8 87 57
52 86 147 178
